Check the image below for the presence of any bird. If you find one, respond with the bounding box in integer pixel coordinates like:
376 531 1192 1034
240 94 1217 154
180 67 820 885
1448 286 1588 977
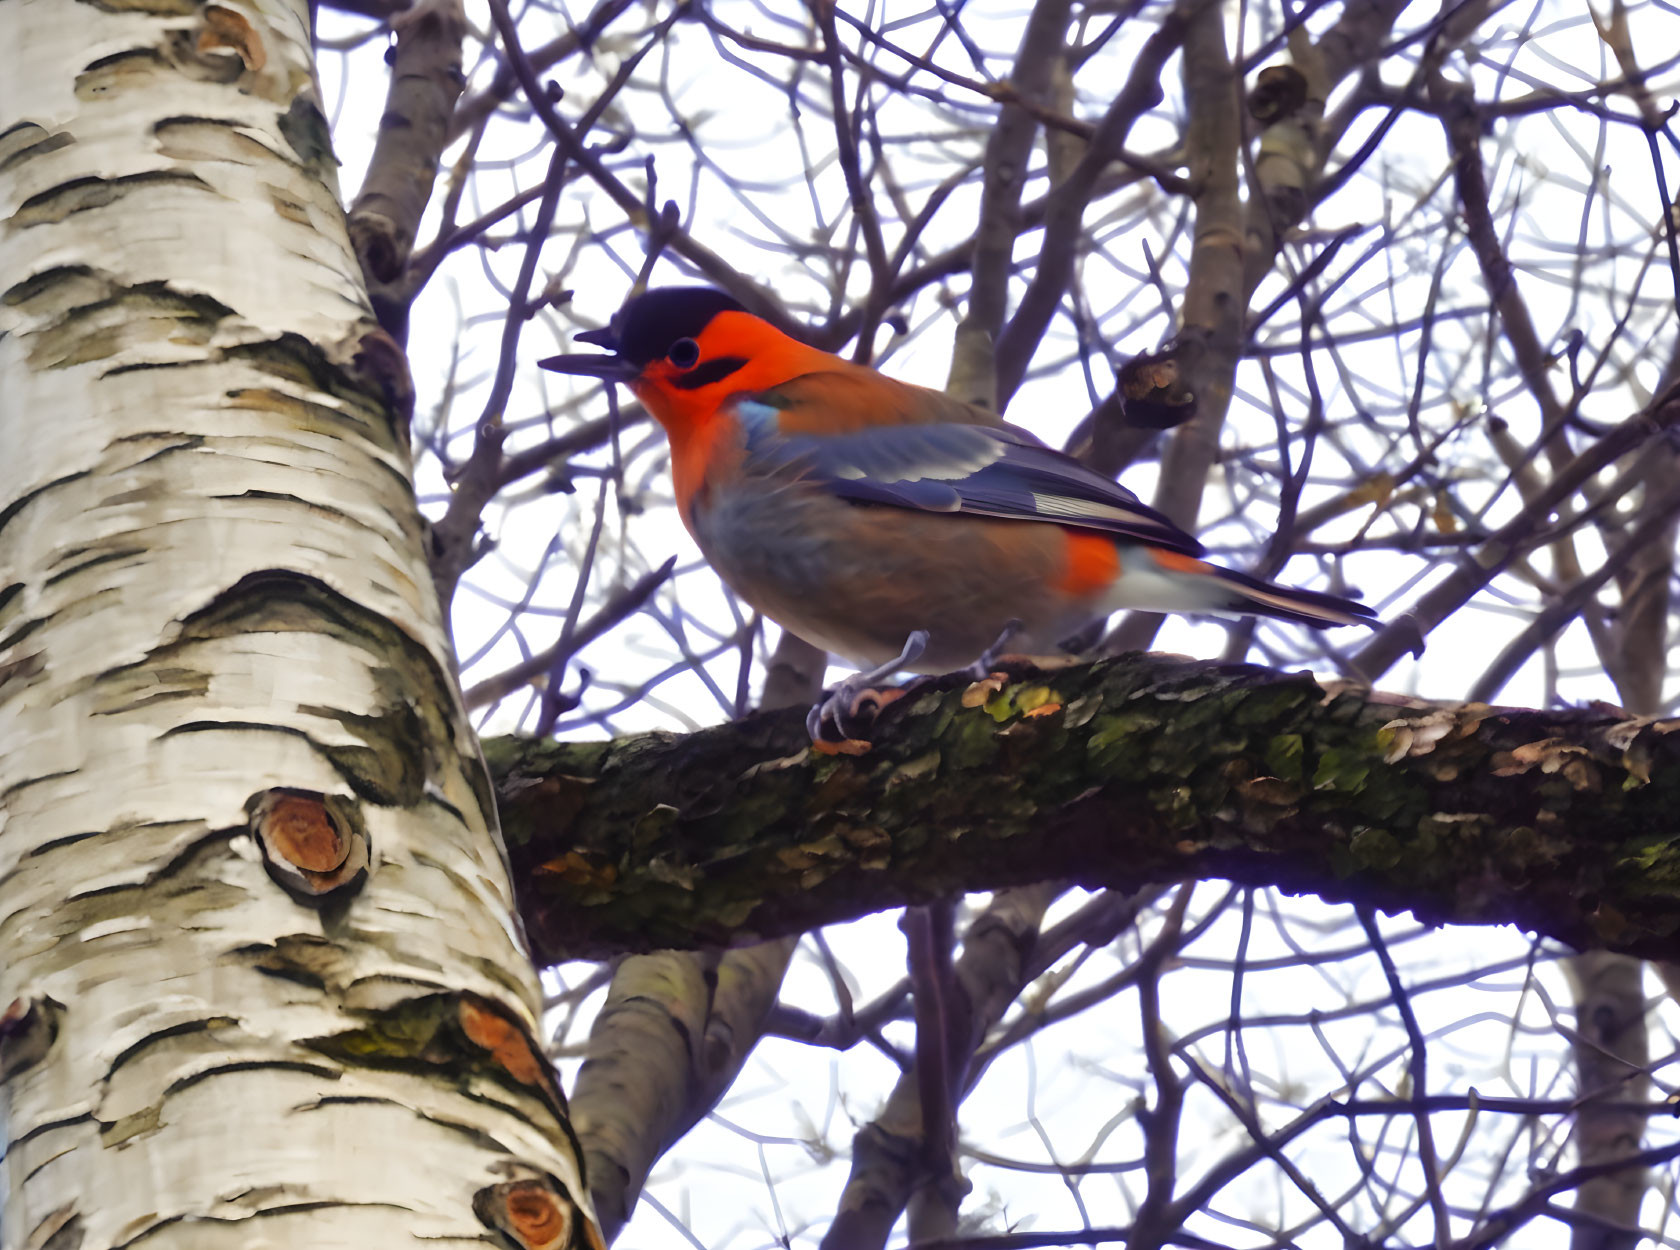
540 286 1373 737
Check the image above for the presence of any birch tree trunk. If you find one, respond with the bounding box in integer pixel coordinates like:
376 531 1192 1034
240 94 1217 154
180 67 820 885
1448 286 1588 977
0 2 598 1245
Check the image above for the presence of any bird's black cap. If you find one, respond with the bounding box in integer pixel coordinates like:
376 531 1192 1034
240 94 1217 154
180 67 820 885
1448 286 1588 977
540 287 746 376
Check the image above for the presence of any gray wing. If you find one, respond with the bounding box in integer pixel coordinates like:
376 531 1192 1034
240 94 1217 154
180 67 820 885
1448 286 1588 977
734 393 1201 555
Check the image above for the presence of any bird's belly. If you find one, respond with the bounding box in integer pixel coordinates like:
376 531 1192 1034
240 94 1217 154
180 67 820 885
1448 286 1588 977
688 481 1096 672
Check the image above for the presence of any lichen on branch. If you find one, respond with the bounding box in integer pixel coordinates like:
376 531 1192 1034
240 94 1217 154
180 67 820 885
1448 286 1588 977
488 652 1680 964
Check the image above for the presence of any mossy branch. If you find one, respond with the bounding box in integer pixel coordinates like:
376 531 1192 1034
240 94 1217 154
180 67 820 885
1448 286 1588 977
486 652 1680 965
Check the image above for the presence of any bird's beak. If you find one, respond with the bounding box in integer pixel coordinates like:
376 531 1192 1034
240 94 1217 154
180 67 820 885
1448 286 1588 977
538 352 638 380
538 326 637 379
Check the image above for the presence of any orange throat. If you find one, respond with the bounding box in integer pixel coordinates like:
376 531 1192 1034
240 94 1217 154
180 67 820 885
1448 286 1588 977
635 381 732 528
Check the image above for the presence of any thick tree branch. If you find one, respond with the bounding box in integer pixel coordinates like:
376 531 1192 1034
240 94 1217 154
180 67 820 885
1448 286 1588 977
947 0 1072 408
991 0 1196 407
488 650 1680 965
565 620 820 1241
1106 7 1242 655
820 887 1054 1250
348 0 466 301
569 940 793 1241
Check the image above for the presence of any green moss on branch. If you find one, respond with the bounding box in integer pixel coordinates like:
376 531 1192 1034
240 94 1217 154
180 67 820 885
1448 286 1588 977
485 653 1680 964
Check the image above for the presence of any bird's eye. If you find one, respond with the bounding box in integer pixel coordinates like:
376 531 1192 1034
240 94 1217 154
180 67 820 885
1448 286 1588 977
667 338 701 369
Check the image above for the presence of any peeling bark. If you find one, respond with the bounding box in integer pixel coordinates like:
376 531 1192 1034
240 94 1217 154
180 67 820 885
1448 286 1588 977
0 0 595 1244
492 654 1680 964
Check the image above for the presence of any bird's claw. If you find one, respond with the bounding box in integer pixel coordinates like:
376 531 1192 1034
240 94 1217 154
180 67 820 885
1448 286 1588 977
804 623 1033 744
806 629 930 745
961 618 1024 681
807 683 911 744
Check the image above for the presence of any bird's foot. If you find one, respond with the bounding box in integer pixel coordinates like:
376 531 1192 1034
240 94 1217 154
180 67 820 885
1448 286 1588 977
960 618 1024 681
807 629 930 746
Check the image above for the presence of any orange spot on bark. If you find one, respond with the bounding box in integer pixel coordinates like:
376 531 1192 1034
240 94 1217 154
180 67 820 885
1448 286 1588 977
537 851 618 887
264 795 345 872
198 6 265 70
502 1180 570 1249
811 736 871 756
1150 548 1211 575
1057 531 1121 596
458 1000 545 1087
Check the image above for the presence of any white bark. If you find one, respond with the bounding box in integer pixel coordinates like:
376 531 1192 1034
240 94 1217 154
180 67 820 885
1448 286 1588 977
0 2 595 1246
